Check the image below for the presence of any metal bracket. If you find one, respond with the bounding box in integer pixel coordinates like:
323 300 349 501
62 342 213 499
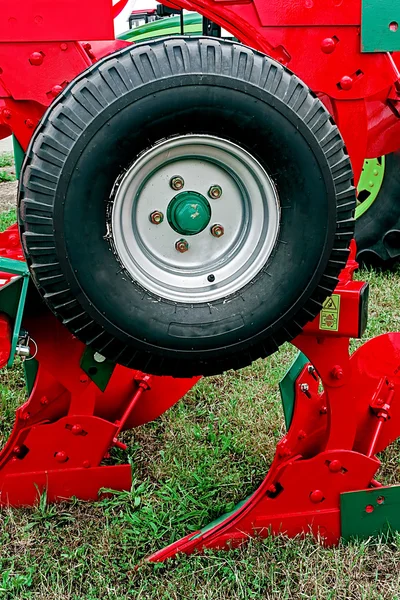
362 0 400 52
0 257 30 368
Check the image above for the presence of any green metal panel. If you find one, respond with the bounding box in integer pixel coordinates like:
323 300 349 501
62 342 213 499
0 257 30 368
12 135 24 180
24 358 39 395
341 485 400 540
362 0 400 53
279 351 309 431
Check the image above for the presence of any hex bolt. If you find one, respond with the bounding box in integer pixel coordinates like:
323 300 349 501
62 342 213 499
208 185 223 199
175 239 189 253
210 224 224 238
330 365 344 380
170 176 185 191
149 211 164 225
300 383 309 393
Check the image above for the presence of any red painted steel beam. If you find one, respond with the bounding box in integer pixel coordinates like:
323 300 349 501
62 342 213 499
0 1 115 42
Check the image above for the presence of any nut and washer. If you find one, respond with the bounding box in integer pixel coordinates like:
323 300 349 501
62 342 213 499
208 185 223 199
149 211 164 225
210 224 224 238
170 176 185 191
175 239 189 253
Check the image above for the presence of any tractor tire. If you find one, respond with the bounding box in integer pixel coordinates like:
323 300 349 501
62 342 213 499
19 38 355 377
355 152 400 266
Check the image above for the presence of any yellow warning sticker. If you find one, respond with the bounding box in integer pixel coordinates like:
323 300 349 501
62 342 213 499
319 294 341 332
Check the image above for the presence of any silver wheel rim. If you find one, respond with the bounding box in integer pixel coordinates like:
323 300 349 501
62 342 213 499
111 134 280 303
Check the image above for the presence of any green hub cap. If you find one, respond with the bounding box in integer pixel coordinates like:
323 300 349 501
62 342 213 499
167 191 212 236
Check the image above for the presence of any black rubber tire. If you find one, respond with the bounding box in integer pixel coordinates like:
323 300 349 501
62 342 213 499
19 37 355 377
356 152 400 267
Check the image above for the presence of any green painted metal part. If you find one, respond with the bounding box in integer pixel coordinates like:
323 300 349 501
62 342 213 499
279 352 309 431
362 0 400 52
167 191 212 236
24 357 39 395
119 12 202 42
12 135 24 180
341 485 400 540
0 257 30 368
356 157 385 219
80 346 116 392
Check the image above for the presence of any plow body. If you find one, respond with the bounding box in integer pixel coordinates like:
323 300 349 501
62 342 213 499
0 0 399 561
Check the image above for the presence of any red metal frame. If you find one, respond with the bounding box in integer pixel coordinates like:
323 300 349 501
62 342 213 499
0 0 399 179
0 0 399 560
148 247 400 560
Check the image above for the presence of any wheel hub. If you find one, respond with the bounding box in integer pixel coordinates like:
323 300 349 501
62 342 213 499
110 134 280 303
167 191 211 236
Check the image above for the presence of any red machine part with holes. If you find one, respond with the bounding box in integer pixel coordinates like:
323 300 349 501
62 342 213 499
0 0 399 558
0 0 399 180
148 246 400 561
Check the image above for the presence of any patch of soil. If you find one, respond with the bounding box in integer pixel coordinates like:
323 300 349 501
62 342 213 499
0 181 17 213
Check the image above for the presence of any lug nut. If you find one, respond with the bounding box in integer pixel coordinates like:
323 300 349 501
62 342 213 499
170 176 185 191
208 185 222 199
210 224 224 238
149 211 164 225
175 239 189 253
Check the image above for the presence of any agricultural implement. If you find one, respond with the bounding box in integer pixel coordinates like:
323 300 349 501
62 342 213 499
0 0 399 561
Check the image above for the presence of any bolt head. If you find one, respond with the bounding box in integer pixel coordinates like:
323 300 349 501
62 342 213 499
55 451 68 463
149 211 164 225
29 52 44 66
51 85 63 97
83 460 91 469
321 37 336 54
210 224 224 238
175 239 189 253
40 395 49 405
310 489 324 504
208 185 222 199
25 119 35 129
329 459 342 473
300 383 309 393
170 176 184 191
340 76 353 91
330 365 344 380
71 424 83 436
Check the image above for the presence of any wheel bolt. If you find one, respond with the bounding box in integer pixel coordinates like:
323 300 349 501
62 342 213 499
149 211 164 225
170 176 185 191
208 185 222 199
175 239 189 253
210 224 224 238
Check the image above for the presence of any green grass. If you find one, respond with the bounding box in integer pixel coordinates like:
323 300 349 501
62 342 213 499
0 152 16 183
0 153 14 169
0 208 17 232
0 237 399 597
